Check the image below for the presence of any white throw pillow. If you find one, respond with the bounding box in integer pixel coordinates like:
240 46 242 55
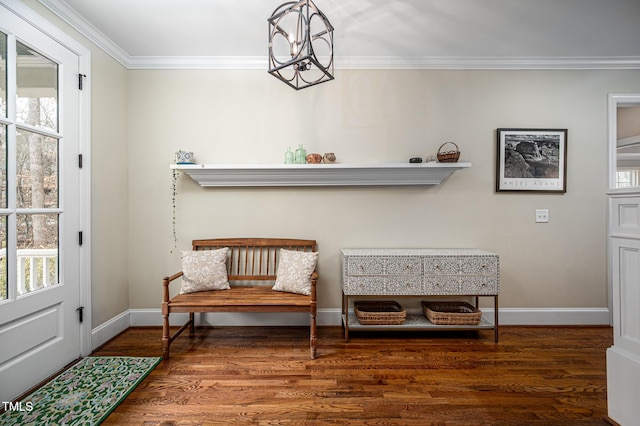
272 249 319 296
179 248 230 294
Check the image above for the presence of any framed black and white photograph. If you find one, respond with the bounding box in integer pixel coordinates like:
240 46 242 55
496 128 567 193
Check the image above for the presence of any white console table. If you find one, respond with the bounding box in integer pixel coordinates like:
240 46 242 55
341 248 499 342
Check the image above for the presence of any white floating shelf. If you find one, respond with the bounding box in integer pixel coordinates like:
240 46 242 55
171 162 471 187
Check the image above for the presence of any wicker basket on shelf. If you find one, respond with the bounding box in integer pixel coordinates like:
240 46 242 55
436 142 461 163
354 301 406 325
422 301 482 325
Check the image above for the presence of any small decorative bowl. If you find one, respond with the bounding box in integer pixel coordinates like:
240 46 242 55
306 153 323 164
323 152 336 163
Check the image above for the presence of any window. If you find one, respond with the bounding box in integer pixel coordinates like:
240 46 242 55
616 168 640 188
0 35 61 300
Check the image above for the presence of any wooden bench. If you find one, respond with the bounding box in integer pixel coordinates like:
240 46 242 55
162 238 319 360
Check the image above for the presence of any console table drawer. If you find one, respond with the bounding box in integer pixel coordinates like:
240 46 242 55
424 257 498 275
347 257 384 275
345 276 386 294
460 257 498 275
344 275 423 294
347 256 422 276
424 275 498 295
424 275 461 294
385 275 423 294
465 276 498 294
386 257 422 275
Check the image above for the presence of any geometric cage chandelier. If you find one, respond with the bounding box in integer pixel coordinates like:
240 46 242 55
268 0 334 90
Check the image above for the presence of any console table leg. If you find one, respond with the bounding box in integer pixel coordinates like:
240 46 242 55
343 293 350 343
494 295 499 343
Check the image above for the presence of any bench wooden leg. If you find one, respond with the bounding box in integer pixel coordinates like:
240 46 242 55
310 303 317 359
162 309 170 360
189 312 195 336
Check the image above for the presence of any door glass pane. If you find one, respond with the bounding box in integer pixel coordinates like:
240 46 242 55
16 41 58 132
16 213 58 295
0 216 6 301
0 125 5 209
0 32 6 118
16 129 58 209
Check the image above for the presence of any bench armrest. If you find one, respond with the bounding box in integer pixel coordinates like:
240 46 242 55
310 270 319 301
162 271 184 303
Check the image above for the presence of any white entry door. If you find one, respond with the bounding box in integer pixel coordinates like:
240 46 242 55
0 9 83 401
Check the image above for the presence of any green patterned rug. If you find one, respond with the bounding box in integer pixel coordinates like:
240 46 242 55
0 356 161 426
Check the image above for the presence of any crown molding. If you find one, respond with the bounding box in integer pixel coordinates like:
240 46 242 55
127 55 640 71
126 56 268 70
38 0 130 65
337 56 640 70
2 0 88 55
38 0 640 71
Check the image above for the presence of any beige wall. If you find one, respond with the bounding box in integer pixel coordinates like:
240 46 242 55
128 69 640 312
18 0 640 326
89 49 129 326
22 0 130 327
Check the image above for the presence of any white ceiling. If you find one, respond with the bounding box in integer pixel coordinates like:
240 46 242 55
38 0 640 70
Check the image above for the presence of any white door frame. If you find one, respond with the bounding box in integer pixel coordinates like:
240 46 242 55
607 93 640 327
1 0 92 356
606 92 640 426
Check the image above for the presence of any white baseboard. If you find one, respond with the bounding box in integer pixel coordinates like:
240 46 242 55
128 309 313 327
91 310 130 350
91 307 611 350
480 307 611 326
120 308 346 328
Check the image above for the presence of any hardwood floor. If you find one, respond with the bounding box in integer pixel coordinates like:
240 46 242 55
93 326 612 425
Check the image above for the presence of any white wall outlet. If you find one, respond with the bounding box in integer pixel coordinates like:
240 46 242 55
535 209 549 223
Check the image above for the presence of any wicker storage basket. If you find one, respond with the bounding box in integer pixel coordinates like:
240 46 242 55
354 301 406 325
437 142 460 163
422 301 482 325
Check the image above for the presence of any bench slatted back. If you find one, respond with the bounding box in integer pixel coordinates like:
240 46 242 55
192 238 317 282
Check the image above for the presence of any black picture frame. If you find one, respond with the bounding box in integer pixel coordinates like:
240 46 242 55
496 128 568 193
